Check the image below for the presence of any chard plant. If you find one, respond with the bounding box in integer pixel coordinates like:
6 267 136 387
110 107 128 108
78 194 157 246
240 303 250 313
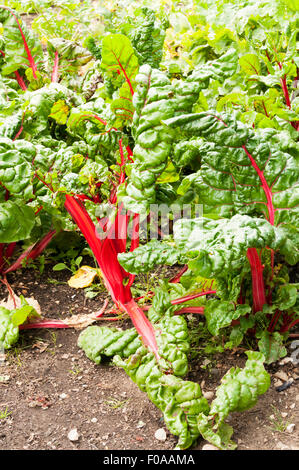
0 1 298 450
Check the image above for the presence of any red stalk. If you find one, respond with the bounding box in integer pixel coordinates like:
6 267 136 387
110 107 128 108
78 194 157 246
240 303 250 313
127 213 139 288
111 51 134 96
51 51 59 83
280 76 291 109
120 299 160 361
1 6 38 78
242 145 275 225
174 306 205 315
169 265 188 283
14 71 27 91
19 319 69 330
81 114 107 126
3 229 56 274
64 195 159 356
170 290 217 306
246 248 266 313
0 245 4 272
5 242 16 260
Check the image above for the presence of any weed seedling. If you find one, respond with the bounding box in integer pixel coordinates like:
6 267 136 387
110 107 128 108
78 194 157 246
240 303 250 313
0 407 12 419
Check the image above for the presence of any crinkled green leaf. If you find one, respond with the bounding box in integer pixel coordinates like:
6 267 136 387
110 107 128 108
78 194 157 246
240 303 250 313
198 351 270 449
0 6 44 76
204 300 251 336
0 200 35 243
123 50 237 212
174 214 299 280
0 307 19 349
257 331 287 364
118 239 185 275
165 113 299 227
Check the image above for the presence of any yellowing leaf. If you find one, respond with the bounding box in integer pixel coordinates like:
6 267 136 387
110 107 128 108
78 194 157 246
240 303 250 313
49 100 70 125
68 266 100 289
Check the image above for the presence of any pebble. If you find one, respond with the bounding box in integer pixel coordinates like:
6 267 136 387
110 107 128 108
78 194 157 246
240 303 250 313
203 391 214 400
90 418 98 423
290 403 296 409
281 412 288 418
59 393 67 399
202 444 219 451
0 375 10 383
279 357 293 365
273 379 283 387
61 354 69 360
68 429 80 441
154 428 167 442
274 371 289 382
137 421 146 429
286 423 295 433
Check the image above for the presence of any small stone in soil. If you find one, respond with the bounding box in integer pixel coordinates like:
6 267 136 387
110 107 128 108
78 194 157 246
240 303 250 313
286 423 295 433
202 444 219 450
137 421 145 429
203 391 214 400
90 418 98 423
274 371 289 382
155 428 167 441
68 429 80 441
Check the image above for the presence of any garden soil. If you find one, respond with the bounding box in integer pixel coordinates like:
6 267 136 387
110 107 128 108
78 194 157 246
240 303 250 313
0 264 298 451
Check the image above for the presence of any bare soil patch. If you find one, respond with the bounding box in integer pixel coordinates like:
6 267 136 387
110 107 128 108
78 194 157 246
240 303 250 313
0 265 298 451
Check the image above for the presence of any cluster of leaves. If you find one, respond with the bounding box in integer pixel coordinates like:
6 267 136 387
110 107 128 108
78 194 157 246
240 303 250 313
0 0 298 451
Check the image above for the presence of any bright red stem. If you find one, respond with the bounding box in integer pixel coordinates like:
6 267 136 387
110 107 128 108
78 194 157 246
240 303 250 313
120 299 160 361
111 51 134 96
247 248 267 313
64 195 131 305
5 242 16 260
0 245 4 272
118 139 126 184
3 230 56 274
14 71 27 91
19 319 69 330
280 76 291 109
242 145 275 225
2 6 38 78
169 265 188 284
174 306 205 315
171 290 217 305
128 213 139 288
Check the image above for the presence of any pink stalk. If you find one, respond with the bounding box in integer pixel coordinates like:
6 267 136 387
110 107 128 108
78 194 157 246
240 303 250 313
171 290 217 306
280 317 299 333
81 114 107 126
64 195 160 357
0 245 4 272
19 319 69 330
3 230 56 274
246 248 266 313
174 306 205 315
14 71 27 91
127 213 139 288
242 145 275 225
5 242 16 260
169 265 188 283
51 51 59 83
111 51 134 96
1 6 38 78
120 299 160 361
